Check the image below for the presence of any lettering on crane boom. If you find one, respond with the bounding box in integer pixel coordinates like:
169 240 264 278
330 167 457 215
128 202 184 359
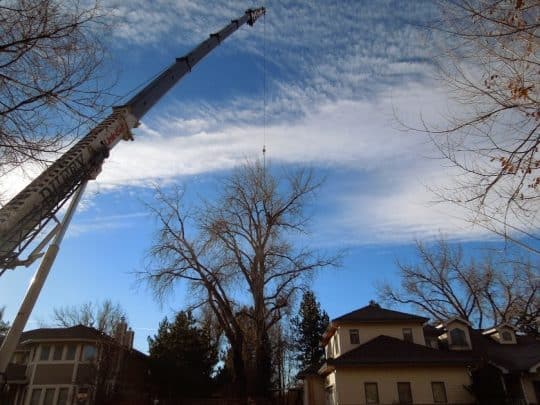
38 154 86 202
36 118 127 207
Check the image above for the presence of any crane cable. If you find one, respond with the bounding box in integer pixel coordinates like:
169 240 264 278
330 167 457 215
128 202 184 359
262 9 267 171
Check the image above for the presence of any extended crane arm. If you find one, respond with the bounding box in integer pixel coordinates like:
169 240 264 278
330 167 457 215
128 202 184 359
0 7 265 270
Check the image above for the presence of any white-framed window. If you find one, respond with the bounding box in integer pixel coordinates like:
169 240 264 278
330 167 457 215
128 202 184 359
27 386 72 405
65 344 77 360
501 330 513 342
81 344 97 362
364 382 379 404
450 328 468 346
349 329 360 344
29 388 42 405
432 381 448 403
402 328 413 343
397 382 412 404
57 387 69 405
52 344 63 361
43 388 55 405
39 345 51 361
11 351 29 365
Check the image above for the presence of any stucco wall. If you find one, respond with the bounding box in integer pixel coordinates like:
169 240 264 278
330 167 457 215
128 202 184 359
336 322 425 356
334 365 474 405
304 375 326 405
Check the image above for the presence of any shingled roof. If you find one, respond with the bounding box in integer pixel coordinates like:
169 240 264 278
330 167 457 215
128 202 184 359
469 330 540 373
332 303 429 324
19 325 109 343
328 335 473 367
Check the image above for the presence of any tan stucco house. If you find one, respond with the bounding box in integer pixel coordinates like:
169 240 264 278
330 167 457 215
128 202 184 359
301 302 540 405
2 323 149 405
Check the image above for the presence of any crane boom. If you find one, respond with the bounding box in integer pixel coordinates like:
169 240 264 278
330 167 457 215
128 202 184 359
0 7 265 270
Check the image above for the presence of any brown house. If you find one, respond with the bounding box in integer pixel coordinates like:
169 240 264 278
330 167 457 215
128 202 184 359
301 302 540 405
2 323 150 405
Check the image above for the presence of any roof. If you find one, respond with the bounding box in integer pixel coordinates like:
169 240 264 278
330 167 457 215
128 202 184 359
327 335 473 367
332 303 429 324
19 325 110 343
469 330 540 373
423 324 445 338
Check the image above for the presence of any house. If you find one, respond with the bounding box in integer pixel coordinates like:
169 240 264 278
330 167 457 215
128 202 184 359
302 302 540 405
2 322 150 405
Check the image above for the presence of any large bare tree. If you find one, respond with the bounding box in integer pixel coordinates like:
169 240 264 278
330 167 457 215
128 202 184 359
52 299 127 336
0 0 110 172
428 0 540 242
142 161 337 397
378 238 539 332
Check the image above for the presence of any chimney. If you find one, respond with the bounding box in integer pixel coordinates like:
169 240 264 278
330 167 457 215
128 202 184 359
114 317 128 344
125 328 134 349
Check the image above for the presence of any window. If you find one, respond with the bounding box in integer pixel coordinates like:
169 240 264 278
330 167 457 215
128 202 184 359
65 344 77 360
43 388 55 405
30 388 42 405
39 344 51 361
81 344 97 362
349 329 360 345
12 351 28 365
52 344 63 360
402 328 413 343
365 382 379 404
397 382 412 404
501 330 512 342
432 382 448 403
450 328 468 346
57 388 69 405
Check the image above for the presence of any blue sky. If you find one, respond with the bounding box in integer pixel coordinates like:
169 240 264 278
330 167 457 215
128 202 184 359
1 0 534 352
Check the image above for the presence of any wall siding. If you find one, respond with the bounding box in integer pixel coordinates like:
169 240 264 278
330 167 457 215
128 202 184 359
335 365 474 405
337 323 425 356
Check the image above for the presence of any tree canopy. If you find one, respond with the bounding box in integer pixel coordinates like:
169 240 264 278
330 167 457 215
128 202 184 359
291 290 329 372
0 306 9 335
379 238 539 332
147 311 218 399
143 161 337 397
429 0 540 244
52 299 127 335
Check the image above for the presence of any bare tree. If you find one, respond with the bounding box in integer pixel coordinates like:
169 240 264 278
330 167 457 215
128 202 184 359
0 0 111 171
0 306 9 335
427 0 540 240
142 161 337 397
53 299 127 335
378 238 539 332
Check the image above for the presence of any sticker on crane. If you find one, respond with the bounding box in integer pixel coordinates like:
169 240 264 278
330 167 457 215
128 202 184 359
103 120 129 147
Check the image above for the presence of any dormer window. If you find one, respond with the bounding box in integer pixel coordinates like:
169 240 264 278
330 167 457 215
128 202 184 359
501 330 512 342
349 329 360 345
450 328 467 347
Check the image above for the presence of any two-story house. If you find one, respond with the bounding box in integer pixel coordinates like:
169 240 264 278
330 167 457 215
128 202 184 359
2 322 149 405
302 302 540 405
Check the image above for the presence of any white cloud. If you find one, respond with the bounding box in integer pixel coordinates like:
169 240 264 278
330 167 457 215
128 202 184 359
68 212 149 237
3 78 512 243
5 1 524 244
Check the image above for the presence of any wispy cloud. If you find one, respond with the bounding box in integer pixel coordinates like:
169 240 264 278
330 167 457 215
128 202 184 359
5 1 516 245
68 212 149 237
